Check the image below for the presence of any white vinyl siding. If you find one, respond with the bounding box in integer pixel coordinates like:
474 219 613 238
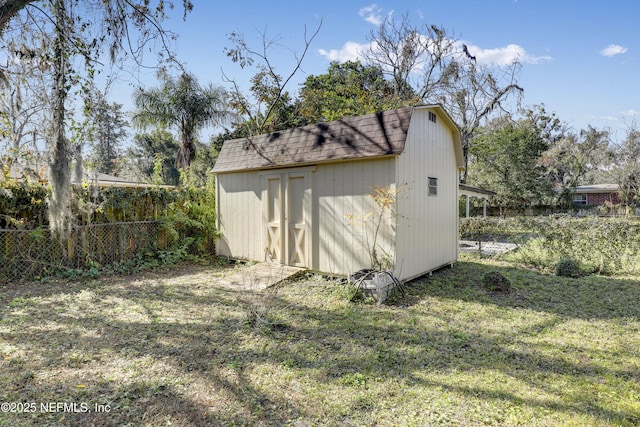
313 158 396 275
394 107 459 281
215 172 264 261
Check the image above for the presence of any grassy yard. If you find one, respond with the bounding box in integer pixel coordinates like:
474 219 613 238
1 255 640 426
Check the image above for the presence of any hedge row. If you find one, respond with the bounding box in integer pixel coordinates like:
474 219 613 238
0 181 218 256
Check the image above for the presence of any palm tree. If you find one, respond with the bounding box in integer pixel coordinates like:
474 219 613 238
133 72 231 172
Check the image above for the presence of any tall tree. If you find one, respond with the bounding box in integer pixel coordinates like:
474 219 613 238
364 15 454 102
127 128 181 186
47 0 72 235
85 90 128 175
298 60 408 123
436 57 523 182
0 0 33 34
468 107 560 210
365 15 524 182
0 20 52 155
132 72 230 172
233 69 304 134
541 125 610 204
607 122 640 209
1 0 194 236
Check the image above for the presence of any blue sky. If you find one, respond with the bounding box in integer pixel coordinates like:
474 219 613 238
111 0 638 142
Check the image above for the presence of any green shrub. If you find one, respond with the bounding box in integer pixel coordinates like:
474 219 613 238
460 215 640 276
1 181 219 282
540 216 640 275
459 216 546 244
0 180 49 228
555 258 583 278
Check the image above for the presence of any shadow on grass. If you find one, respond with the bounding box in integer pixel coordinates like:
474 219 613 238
0 260 639 425
0 267 310 426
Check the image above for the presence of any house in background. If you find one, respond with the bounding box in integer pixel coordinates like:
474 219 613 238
572 184 621 206
7 164 175 189
79 172 176 189
212 105 464 282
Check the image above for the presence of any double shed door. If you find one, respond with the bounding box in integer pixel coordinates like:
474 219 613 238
263 169 312 268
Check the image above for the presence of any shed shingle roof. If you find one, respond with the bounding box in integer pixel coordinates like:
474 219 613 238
212 106 414 173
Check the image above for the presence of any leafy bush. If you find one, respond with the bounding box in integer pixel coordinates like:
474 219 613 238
555 258 583 277
496 215 640 276
460 216 547 244
539 216 640 275
2 180 219 281
1 179 216 232
0 180 49 228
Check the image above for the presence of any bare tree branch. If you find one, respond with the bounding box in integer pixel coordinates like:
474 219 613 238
223 20 322 137
0 0 32 34
364 16 525 182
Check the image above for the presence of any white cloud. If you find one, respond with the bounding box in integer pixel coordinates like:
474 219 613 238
464 43 552 66
359 4 384 26
589 115 618 122
588 112 639 122
318 41 369 62
318 38 551 69
600 44 627 57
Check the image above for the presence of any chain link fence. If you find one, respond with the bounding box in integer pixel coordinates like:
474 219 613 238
0 221 168 284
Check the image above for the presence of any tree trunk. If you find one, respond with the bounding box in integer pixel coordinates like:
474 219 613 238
47 0 72 238
461 133 471 184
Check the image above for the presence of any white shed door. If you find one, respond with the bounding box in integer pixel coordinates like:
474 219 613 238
265 175 283 263
264 170 310 268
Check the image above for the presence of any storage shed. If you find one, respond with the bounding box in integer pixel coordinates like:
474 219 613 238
212 105 464 282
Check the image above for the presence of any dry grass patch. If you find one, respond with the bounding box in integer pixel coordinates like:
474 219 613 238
1 258 639 426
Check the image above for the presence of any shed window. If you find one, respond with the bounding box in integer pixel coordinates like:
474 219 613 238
573 194 587 205
428 111 437 123
428 177 438 196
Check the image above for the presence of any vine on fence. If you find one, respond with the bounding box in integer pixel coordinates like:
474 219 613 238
1 172 219 281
